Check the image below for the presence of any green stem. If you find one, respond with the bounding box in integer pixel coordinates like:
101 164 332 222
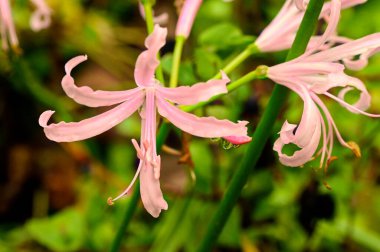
196 0 325 251
216 43 260 78
170 36 186 88
143 2 165 84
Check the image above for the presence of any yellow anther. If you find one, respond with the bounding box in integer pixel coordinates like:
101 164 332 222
347 141 361 158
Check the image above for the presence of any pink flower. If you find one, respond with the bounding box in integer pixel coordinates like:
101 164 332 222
30 0 52 32
0 0 51 51
175 0 202 38
267 33 380 168
39 25 250 217
255 0 366 53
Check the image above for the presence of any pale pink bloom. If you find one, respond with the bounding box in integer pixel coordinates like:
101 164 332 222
268 33 380 168
30 0 52 32
0 0 51 50
255 0 366 53
0 0 19 50
175 0 202 38
138 2 169 25
39 25 250 217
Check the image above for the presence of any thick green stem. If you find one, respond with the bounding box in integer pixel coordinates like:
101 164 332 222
170 36 186 88
196 0 325 251
143 2 165 83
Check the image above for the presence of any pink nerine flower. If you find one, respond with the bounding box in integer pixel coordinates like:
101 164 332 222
175 0 202 38
0 0 51 50
255 0 366 53
267 33 380 168
39 25 250 218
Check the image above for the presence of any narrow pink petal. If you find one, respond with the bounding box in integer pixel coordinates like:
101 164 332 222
175 0 203 38
156 71 229 105
340 0 367 9
39 93 144 142
140 156 168 218
324 92 380 118
269 62 344 77
30 0 52 31
156 95 249 138
305 33 380 67
134 25 167 87
62 55 143 107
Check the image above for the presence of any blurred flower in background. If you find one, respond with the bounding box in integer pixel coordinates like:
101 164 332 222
0 0 51 51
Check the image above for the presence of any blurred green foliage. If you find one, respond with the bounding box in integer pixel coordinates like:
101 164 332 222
0 0 380 251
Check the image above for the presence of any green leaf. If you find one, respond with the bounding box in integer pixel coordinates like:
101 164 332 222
198 23 255 51
26 208 85 251
161 54 197 85
194 48 221 80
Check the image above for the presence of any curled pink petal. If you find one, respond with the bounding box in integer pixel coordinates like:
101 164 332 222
62 55 143 107
134 25 167 87
39 93 144 142
273 84 322 167
175 0 202 38
39 110 55 127
274 121 321 167
156 95 249 138
156 71 229 105
30 0 52 31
